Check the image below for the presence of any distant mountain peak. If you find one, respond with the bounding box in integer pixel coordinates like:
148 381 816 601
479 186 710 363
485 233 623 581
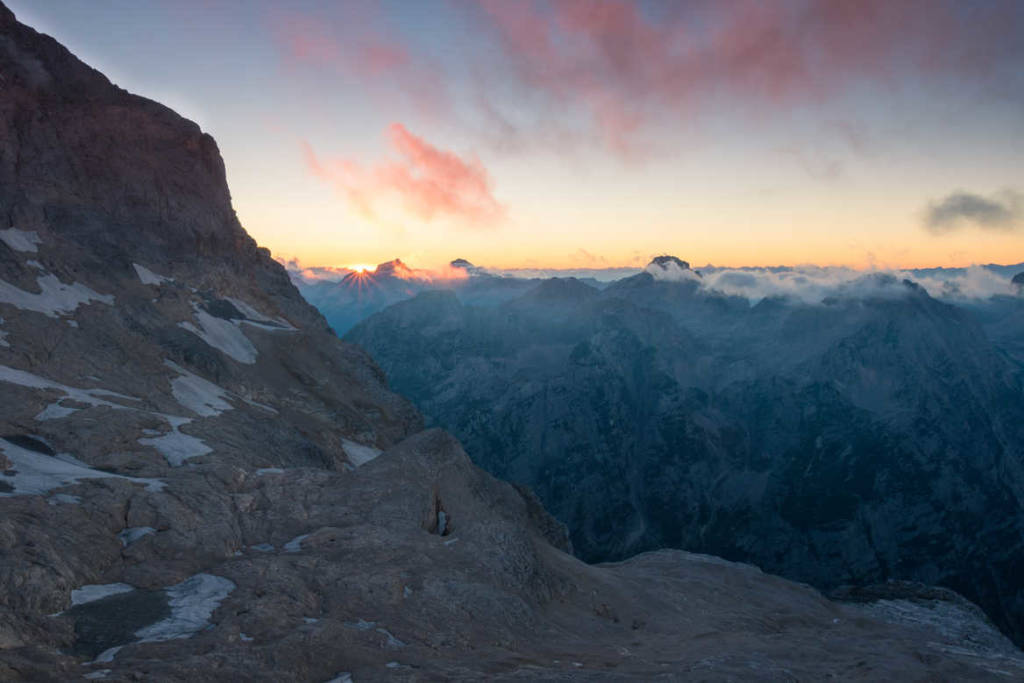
645 255 702 282
650 255 691 270
523 277 598 304
449 257 488 277
1013 271 1024 293
374 258 414 278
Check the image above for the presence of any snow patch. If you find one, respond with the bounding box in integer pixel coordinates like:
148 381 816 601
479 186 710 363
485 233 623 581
134 573 235 643
344 618 376 631
239 632 254 642
138 416 211 467
284 533 310 553
165 361 232 417
324 674 353 683
256 468 284 476
861 598 1024 662
0 438 164 497
225 297 295 329
250 543 275 552
179 305 258 364
0 365 211 465
0 228 41 253
377 627 405 648
35 401 78 420
83 669 112 679
91 646 122 664
71 583 135 607
242 397 278 414
0 274 113 318
132 263 172 286
342 439 381 467
0 364 135 411
118 526 155 547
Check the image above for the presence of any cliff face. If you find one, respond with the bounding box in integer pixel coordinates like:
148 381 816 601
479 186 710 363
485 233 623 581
1 4 1023 680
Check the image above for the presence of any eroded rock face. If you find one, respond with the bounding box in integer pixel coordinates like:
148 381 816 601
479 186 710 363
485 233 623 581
1 3 1022 680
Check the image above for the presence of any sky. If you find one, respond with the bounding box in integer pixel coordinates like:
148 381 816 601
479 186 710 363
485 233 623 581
9 0 1024 271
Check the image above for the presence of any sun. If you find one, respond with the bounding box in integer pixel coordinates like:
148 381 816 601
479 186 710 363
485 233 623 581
345 264 376 274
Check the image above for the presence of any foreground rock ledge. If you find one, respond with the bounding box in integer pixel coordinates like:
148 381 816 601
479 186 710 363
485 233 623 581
0 3 1022 680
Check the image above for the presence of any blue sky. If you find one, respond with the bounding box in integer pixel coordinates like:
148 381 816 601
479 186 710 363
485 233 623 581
10 0 1024 270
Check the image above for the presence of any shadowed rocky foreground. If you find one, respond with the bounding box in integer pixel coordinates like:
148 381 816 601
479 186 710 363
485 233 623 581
1 3 1023 680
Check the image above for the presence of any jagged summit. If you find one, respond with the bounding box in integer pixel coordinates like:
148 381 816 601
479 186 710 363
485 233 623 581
449 258 490 278
521 276 598 304
372 258 414 279
649 255 692 270
644 255 703 282
337 259 414 287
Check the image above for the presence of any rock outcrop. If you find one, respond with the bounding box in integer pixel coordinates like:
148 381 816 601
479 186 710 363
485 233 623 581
2 4 1023 680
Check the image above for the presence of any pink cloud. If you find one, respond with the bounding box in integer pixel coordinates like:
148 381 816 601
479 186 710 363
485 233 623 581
273 8 448 118
304 124 503 225
473 0 1024 155
277 1 1024 158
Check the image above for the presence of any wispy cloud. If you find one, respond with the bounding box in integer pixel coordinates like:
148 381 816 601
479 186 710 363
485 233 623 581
304 124 503 225
924 190 1022 233
273 7 448 118
471 0 1024 156
272 1 1024 159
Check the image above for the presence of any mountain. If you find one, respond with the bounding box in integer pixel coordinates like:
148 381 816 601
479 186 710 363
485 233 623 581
7 5 1023 679
291 257 544 335
348 256 1024 647
294 259 427 335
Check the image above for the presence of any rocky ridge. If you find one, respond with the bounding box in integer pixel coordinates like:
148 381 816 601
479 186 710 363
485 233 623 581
1 4 1023 680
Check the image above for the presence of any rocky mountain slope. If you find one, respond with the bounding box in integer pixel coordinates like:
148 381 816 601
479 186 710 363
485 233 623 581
348 262 1024 649
2 4 1023 680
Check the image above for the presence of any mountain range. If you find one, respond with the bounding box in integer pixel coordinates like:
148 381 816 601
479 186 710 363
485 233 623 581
346 254 1024 647
2 3 1024 679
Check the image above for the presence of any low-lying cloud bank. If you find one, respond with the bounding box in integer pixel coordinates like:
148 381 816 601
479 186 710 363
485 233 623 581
281 255 1023 304
699 264 1023 303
